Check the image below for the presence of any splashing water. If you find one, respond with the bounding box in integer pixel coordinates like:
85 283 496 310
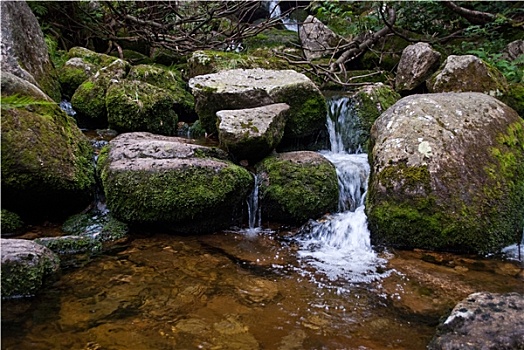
268 0 299 32
245 173 263 236
295 97 389 284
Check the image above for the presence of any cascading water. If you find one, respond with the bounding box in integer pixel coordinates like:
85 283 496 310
246 174 263 236
295 96 388 284
268 0 299 32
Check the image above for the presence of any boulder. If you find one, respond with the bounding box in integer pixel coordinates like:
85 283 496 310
217 103 289 164
58 57 97 99
502 39 524 61
367 92 524 254
67 46 118 68
106 79 179 135
1 73 96 220
428 292 524 350
395 42 441 93
98 132 253 233
127 64 195 121
1 239 60 299
256 151 339 225
189 68 326 138
299 16 346 61
427 55 508 96
0 1 61 101
71 59 131 128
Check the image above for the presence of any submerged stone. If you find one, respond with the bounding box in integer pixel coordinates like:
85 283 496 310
188 68 326 139
1 239 60 299
256 151 339 225
98 132 253 233
367 92 524 254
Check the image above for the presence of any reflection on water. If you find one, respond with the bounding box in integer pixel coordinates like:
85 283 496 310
2 231 522 350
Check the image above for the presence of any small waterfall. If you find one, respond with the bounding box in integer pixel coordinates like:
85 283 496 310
246 174 262 235
295 97 388 284
268 0 299 32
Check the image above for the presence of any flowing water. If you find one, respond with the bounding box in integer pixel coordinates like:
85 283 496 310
2 97 523 350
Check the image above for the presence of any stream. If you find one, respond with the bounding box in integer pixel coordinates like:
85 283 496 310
1 97 522 350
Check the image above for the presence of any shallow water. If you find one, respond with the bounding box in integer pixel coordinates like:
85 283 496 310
2 229 522 350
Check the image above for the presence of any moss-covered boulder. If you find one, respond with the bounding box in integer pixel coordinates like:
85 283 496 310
217 103 289 164
427 55 509 96
98 132 253 233
35 235 102 255
0 1 61 102
58 57 97 100
1 238 60 299
1 209 24 236
71 59 130 128
106 79 179 135
1 72 96 220
367 92 524 254
67 47 118 69
127 64 195 121
189 68 327 139
256 151 339 225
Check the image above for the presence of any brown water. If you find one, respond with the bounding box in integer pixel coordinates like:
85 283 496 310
2 228 522 350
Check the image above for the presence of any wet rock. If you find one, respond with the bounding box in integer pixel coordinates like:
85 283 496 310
58 57 97 99
217 103 289 164
428 292 524 350
367 92 524 254
0 1 61 101
188 68 326 139
299 16 346 61
427 55 508 96
1 73 96 219
395 42 441 93
106 80 179 135
235 277 280 305
35 235 102 255
256 151 339 225
1 238 60 299
127 64 195 122
71 59 131 128
62 213 128 242
98 132 253 233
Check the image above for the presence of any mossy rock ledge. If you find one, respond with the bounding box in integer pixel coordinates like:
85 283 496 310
98 132 253 233
1 238 60 299
1 73 96 220
255 151 339 225
188 68 327 139
367 92 524 254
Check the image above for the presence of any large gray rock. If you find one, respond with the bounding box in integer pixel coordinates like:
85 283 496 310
428 292 524 350
1 72 96 219
1 239 60 299
217 103 289 164
98 132 253 233
256 151 339 225
395 42 441 93
427 55 508 96
0 1 61 101
299 15 345 61
367 92 524 254
188 68 326 139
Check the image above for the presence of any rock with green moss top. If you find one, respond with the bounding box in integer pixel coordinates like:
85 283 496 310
427 55 509 96
62 212 128 242
1 1 61 102
256 151 339 225
189 68 326 139
71 59 130 128
106 79 179 135
98 132 252 233
35 235 102 255
367 92 524 254
58 57 97 99
1 209 24 236
67 47 118 69
1 73 96 220
1 238 60 299
500 83 524 117
186 50 292 79
111 49 153 65
127 64 195 121
217 103 289 164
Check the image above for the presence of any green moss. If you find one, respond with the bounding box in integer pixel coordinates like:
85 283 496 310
257 154 338 224
68 47 118 68
106 80 179 135
58 65 92 99
70 77 109 125
500 83 524 117
62 212 128 242
35 235 102 255
1 209 24 233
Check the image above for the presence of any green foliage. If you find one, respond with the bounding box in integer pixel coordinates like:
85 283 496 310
466 48 524 83
0 94 56 111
